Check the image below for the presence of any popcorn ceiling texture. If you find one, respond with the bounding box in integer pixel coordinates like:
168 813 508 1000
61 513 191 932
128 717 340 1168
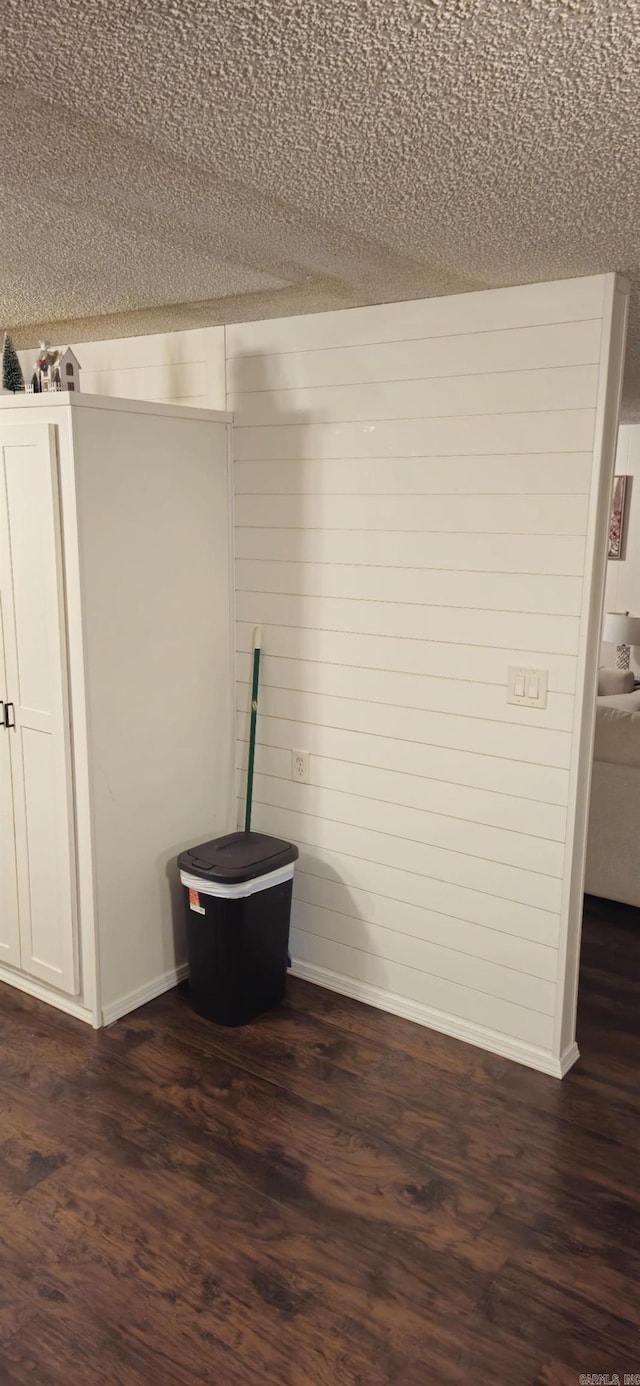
3 0 640 413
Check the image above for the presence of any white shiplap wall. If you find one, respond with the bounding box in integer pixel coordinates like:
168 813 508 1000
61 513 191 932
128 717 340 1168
18 327 226 410
227 275 623 1074
17 281 623 1073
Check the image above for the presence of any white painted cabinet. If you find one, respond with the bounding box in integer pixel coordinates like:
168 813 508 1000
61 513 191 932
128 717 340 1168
0 393 233 1026
0 424 77 993
0 656 21 969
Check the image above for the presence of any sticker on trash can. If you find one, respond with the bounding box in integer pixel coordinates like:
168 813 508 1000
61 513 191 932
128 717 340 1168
189 887 205 915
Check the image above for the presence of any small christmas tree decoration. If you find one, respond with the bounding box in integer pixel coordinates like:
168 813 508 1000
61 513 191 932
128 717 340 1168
2 334 24 393
30 371 40 393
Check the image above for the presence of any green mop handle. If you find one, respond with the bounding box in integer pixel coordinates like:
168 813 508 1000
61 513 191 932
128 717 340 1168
244 626 262 833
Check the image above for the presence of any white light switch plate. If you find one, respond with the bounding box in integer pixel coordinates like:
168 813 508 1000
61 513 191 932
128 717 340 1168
507 667 549 709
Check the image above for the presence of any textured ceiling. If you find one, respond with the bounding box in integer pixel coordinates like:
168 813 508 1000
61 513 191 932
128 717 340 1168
3 0 640 414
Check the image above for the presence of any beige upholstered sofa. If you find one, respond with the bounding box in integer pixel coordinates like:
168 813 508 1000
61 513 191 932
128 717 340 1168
585 669 640 906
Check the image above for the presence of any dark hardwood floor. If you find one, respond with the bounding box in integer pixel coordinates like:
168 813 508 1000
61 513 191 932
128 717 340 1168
1 896 639 1385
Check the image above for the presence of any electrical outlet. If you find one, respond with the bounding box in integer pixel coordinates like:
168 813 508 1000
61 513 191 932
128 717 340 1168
292 750 310 783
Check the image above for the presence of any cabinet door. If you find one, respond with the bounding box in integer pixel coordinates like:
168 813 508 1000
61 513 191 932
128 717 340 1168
0 424 78 995
0 599 20 968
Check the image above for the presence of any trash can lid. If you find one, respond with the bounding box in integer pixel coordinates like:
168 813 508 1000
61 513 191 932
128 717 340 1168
178 831 298 884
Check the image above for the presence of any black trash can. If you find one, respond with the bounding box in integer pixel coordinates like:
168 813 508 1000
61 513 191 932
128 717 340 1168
178 831 298 1026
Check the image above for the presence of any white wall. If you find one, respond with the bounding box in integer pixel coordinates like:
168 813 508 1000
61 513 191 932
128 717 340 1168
18 326 226 411
227 275 624 1076
69 401 234 1022
23 280 625 1075
603 424 640 674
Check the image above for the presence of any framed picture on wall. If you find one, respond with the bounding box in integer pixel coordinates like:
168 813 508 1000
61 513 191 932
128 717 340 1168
608 474 629 560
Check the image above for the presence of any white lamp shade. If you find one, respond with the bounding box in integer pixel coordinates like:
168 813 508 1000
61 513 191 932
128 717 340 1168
603 613 640 646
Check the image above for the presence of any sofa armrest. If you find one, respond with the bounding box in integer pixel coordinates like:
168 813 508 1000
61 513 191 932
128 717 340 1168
586 760 640 907
598 666 635 696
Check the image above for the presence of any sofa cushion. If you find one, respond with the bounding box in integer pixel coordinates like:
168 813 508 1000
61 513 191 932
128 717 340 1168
594 703 640 768
597 690 640 711
597 666 635 695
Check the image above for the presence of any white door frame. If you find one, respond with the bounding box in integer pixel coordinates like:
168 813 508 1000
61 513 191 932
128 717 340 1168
554 274 630 1070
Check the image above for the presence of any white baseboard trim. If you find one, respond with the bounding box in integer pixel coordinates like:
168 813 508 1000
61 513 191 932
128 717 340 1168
558 1041 580 1076
290 959 571 1079
102 963 189 1027
0 964 93 1026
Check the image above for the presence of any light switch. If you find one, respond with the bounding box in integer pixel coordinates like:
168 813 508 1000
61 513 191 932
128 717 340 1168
508 667 549 709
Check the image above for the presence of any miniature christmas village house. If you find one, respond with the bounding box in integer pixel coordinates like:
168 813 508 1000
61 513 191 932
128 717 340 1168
27 344 81 394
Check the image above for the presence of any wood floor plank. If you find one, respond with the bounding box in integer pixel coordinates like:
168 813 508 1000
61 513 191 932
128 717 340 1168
480 1261 640 1371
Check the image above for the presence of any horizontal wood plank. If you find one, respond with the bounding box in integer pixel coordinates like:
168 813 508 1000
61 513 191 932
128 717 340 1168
236 741 568 841
82 360 207 401
234 453 593 497
237 682 572 769
238 716 571 805
234 491 589 535
235 528 588 576
228 320 602 392
230 364 599 426
245 799 564 912
292 869 559 977
289 845 561 948
236 621 578 694
238 769 564 876
236 592 580 660
75 327 212 373
225 276 605 355
236 560 583 617
290 900 556 1014
236 651 574 731
233 411 596 460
